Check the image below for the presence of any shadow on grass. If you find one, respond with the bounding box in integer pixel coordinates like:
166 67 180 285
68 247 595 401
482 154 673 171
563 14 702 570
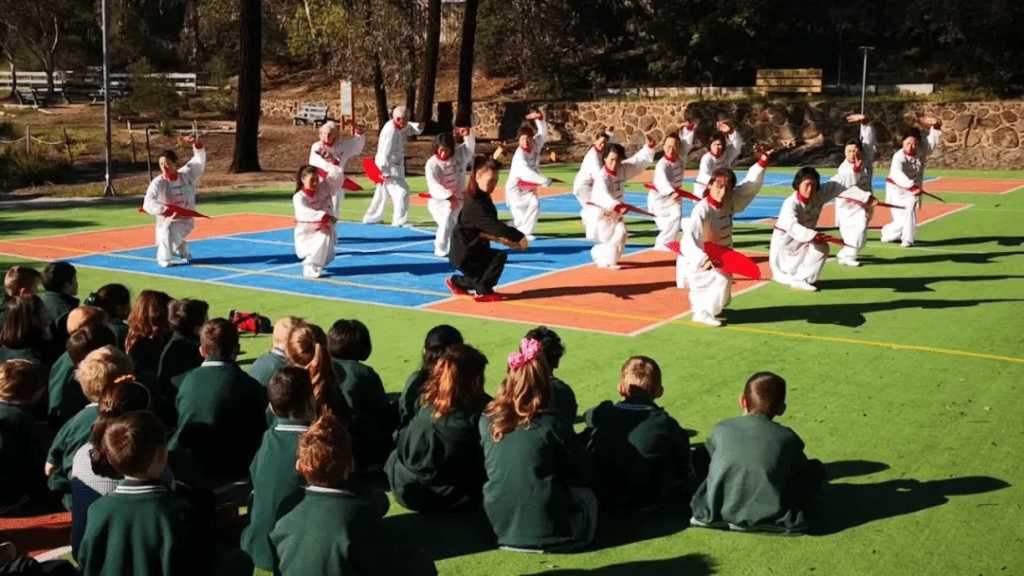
720 298 1022 328
815 275 1024 293
860 250 1024 266
0 218 100 235
915 235 1024 248
519 553 718 576
385 508 496 562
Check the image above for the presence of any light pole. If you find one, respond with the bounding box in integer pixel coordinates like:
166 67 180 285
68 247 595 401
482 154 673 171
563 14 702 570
859 46 875 115
101 0 115 197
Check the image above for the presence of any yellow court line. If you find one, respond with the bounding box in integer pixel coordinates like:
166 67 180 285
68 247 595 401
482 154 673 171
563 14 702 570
499 298 1024 365
0 240 98 255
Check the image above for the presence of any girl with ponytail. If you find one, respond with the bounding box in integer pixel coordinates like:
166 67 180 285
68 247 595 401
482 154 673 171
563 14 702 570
385 343 490 513
479 338 597 552
396 324 463 432
285 320 350 423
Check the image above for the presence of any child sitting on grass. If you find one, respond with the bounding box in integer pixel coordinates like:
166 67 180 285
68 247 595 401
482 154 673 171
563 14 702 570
247 316 300 387
157 298 208 391
241 366 316 571
0 266 42 328
396 324 463 433
524 326 577 425
48 324 117 429
47 346 134 510
580 356 692 512
480 338 596 552
690 371 825 534
85 284 132 348
0 294 59 365
270 413 437 576
39 261 79 344
0 359 47 514
387 343 491 513
125 290 173 377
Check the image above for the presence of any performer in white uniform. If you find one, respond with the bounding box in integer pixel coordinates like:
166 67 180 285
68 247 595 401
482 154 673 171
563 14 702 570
677 152 770 327
831 114 876 266
363 106 423 227
572 127 614 239
693 121 743 197
770 167 875 292
586 139 655 269
425 128 476 257
649 123 696 251
504 111 550 240
142 137 206 268
293 165 339 278
308 120 365 217
880 117 943 247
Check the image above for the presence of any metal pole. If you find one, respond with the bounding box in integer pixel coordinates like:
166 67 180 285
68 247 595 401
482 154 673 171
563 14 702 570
102 0 116 197
859 46 874 115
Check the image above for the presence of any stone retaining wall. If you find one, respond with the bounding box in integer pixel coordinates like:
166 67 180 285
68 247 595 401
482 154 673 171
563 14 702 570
260 98 1024 170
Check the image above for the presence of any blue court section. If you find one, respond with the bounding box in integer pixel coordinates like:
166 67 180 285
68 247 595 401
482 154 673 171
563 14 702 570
65 223 649 308
498 191 786 222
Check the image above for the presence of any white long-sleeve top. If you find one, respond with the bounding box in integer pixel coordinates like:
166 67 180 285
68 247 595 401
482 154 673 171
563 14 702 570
885 127 942 197
425 131 476 200
142 145 206 219
571 131 616 203
831 123 876 219
694 130 743 194
308 133 365 178
651 127 696 207
680 160 767 271
374 120 423 178
506 118 550 190
293 183 335 239
773 183 873 244
588 144 656 212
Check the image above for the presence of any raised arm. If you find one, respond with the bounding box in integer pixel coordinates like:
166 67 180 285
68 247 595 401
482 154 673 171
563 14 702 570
922 125 942 160
455 129 476 166
620 140 656 182
724 129 744 166
533 117 549 148
336 130 366 164
695 153 716 186
308 142 338 174
680 123 695 162
731 154 770 212
180 143 207 181
860 121 876 168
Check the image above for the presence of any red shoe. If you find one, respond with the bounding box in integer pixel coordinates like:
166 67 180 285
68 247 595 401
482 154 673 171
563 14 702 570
445 276 469 296
474 293 504 303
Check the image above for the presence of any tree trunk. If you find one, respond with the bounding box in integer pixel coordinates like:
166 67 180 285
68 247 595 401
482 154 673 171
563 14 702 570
372 54 388 128
231 0 261 172
454 0 479 127
404 40 416 121
417 0 441 127
0 42 17 103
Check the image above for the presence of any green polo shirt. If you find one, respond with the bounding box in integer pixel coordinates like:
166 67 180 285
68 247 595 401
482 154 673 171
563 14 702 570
333 358 397 468
47 351 87 428
40 290 78 343
47 403 100 509
157 332 202 390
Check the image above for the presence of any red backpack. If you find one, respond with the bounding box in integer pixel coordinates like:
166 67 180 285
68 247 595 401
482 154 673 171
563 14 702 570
230 310 272 335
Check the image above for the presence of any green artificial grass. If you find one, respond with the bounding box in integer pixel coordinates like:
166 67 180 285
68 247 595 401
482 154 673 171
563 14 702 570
9 167 1023 576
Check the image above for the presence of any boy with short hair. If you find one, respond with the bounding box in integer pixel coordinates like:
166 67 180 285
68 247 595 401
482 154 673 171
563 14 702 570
0 265 42 328
270 414 437 576
690 371 825 533
169 318 267 484
247 316 300 387
40 262 79 343
0 359 47 513
580 356 691 512
48 324 117 428
240 366 316 571
157 298 208 391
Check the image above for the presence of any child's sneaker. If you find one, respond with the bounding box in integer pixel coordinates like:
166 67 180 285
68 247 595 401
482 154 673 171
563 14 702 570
474 293 504 303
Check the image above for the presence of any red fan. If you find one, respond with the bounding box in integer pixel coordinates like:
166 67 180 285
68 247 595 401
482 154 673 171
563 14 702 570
644 183 700 202
418 193 432 199
362 158 384 184
342 178 363 191
139 206 209 219
838 196 903 210
704 242 761 280
585 201 654 217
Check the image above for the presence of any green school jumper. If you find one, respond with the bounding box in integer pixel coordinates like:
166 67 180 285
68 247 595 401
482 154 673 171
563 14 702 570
247 348 288 387
47 403 99 509
157 332 202 389
40 290 78 343
385 395 490 513
241 418 310 571
270 486 419 576
480 411 592 549
690 414 811 531
333 358 397 467
0 401 44 507
581 399 691 510
168 357 267 480
77 479 205 575
47 351 87 428
552 377 579 425
396 369 428 434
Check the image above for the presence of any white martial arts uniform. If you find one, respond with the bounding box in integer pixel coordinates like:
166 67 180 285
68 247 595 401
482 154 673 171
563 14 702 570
676 159 767 321
586 144 656 268
505 118 550 239
572 131 616 238
142 145 207 267
649 127 696 251
880 127 942 246
308 132 365 217
693 130 743 197
293 177 339 278
425 131 476 257
831 122 876 264
770 183 873 289
363 119 423 226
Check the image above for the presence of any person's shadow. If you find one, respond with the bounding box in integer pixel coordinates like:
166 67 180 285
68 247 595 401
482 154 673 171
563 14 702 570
518 553 718 576
812 460 1010 535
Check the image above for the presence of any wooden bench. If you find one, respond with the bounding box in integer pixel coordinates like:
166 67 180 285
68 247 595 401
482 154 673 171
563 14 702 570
15 87 65 107
756 69 823 94
293 104 331 127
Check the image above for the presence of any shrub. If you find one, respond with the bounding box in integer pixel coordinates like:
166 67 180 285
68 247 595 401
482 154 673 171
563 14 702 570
126 61 186 119
0 148 71 189
0 121 18 140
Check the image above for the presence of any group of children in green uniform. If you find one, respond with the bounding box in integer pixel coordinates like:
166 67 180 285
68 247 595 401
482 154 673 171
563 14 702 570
0 260 825 575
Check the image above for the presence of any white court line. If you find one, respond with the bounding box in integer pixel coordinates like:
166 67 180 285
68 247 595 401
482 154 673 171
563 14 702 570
210 261 302 282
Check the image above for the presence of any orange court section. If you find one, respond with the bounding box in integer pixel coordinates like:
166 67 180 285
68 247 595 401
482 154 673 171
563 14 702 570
0 213 296 261
925 178 1024 194
0 511 72 558
426 250 771 336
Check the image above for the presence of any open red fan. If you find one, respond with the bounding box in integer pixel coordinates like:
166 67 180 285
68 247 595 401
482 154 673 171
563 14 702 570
138 205 209 219
644 183 700 202
342 178 363 191
665 241 761 280
362 158 384 184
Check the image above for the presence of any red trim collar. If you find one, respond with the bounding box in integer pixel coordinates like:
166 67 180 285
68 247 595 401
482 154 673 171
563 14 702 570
664 155 677 163
604 165 616 177
905 148 916 157
853 162 862 173
797 193 811 205
163 172 178 182
520 146 531 154
709 150 721 159
707 197 722 209
301 187 317 198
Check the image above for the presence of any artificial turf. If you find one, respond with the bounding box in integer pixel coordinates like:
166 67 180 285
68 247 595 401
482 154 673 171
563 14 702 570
5 165 1022 576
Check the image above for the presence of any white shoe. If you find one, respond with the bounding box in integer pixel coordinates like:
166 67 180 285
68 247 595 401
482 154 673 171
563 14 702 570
525 235 537 242
394 222 414 228
434 250 448 258
158 261 172 268
901 240 914 248
790 281 818 292
362 218 383 224
596 263 621 270
692 313 722 327
303 267 323 278
837 258 861 267
880 234 900 243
